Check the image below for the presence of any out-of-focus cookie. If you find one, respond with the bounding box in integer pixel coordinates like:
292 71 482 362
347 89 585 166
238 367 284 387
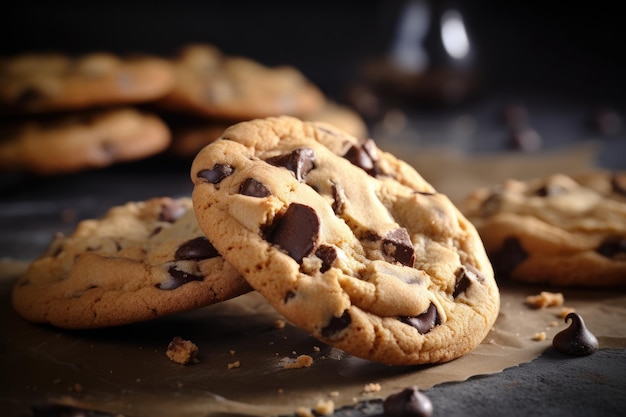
157 44 326 120
11 197 251 329
0 107 171 174
0 51 175 114
460 171 626 287
167 101 367 159
191 116 499 365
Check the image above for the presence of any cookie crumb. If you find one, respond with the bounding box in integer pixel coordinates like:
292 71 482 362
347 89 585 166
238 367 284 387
313 345 321 352
525 291 564 308
274 319 286 329
314 399 335 416
558 307 576 318
166 336 199 365
295 407 314 417
532 331 547 341
363 382 382 393
283 354 313 369
227 360 241 369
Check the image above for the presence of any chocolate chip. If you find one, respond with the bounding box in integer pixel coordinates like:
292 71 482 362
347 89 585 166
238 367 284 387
158 266 203 290
342 139 382 176
159 200 187 223
611 173 626 197
321 310 351 339
400 303 439 334
331 181 346 215
383 228 415 267
552 312 599 356
239 177 271 197
197 163 234 184
453 265 483 298
315 245 338 273
265 147 315 182
175 236 220 261
491 237 528 278
596 236 626 259
383 386 434 417
266 203 320 263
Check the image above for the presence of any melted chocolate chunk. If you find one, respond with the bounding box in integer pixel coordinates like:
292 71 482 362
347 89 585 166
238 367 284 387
596 236 626 259
383 228 415 267
239 177 271 197
383 386 434 417
491 237 528 278
453 264 484 298
158 266 203 290
159 200 187 223
552 312 599 356
197 163 234 184
267 203 320 263
175 236 220 260
315 245 338 273
321 310 351 339
331 181 346 215
400 303 440 334
265 147 315 182
611 173 626 196
342 139 382 176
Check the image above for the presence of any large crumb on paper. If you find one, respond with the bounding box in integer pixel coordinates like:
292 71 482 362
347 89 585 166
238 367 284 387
166 337 199 365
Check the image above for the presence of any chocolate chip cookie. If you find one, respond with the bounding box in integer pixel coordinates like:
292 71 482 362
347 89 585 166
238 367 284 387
0 51 175 114
11 197 251 329
0 107 171 174
157 44 326 120
460 171 626 287
191 116 499 365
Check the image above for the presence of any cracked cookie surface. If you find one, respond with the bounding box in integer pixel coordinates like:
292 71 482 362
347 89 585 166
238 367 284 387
191 116 499 365
460 171 626 287
11 197 251 329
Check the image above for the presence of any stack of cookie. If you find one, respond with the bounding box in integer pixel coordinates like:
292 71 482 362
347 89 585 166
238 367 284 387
12 116 500 366
0 44 368 174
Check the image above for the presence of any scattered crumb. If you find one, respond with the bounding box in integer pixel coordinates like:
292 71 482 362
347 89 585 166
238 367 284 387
329 391 340 397
274 319 286 329
229 349 236 355
532 331 547 341
525 291 564 308
283 355 313 369
295 406 314 417
549 321 559 327
166 337 199 365
314 399 335 416
558 307 576 318
227 360 241 369
313 346 321 352
363 383 382 393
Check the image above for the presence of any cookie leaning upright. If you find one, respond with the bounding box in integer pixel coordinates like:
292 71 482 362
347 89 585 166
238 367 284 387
460 171 626 287
191 116 499 365
12 197 251 329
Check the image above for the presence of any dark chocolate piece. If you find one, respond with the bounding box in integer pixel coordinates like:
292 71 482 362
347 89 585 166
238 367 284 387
342 139 382 176
552 312 599 356
383 228 415 267
321 310 351 339
611 173 626 196
158 266 204 290
267 203 320 263
197 163 234 184
239 177 271 197
315 245 338 273
265 147 315 182
491 237 528 278
175 236 220 261
453 264 483 298
383 386 434 417
596 236 626 259
400 303 439 334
